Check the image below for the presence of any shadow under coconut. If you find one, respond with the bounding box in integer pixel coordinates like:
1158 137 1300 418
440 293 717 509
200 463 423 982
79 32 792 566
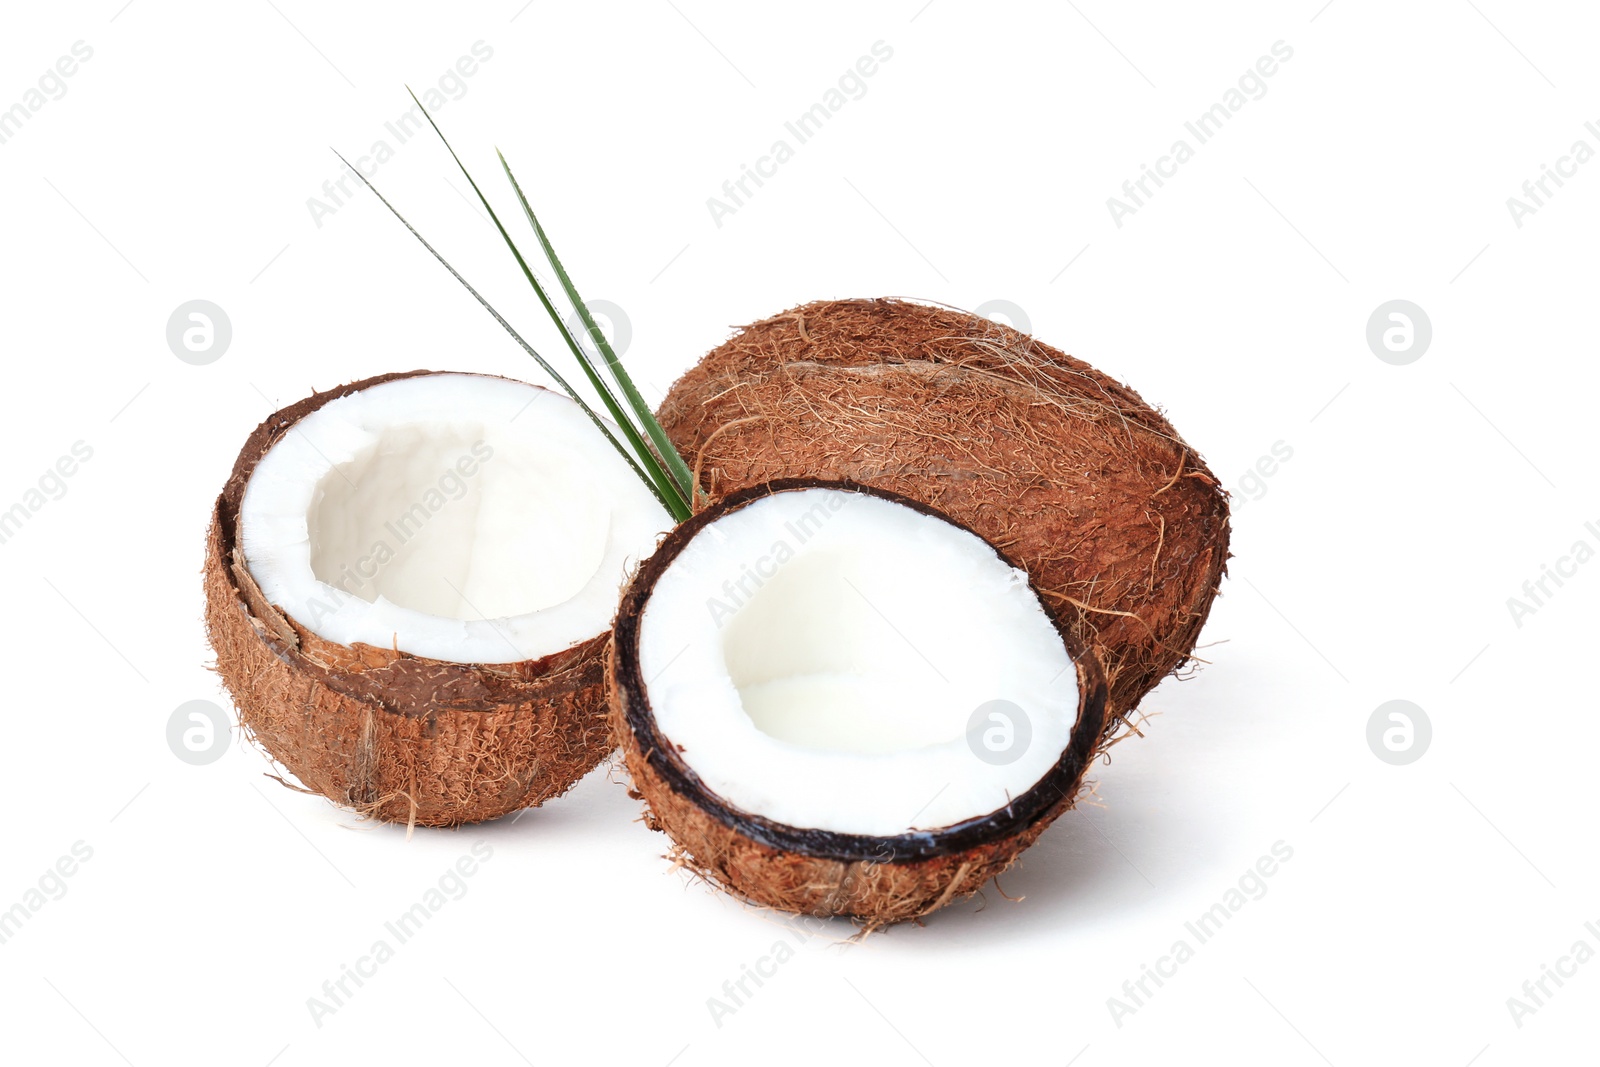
882 747 1237 942
629 777 1196 945
251 757 641 847
603 761 1216 944
907 791 1173 940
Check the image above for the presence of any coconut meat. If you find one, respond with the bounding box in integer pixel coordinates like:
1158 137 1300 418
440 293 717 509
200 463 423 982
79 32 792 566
238 373 670 664
637 488 1079 836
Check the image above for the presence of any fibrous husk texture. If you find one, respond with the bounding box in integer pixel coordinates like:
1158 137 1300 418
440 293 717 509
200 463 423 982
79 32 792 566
658 299 1231 731
203 371 612 828
608 480 1110 926
614 651 1106 926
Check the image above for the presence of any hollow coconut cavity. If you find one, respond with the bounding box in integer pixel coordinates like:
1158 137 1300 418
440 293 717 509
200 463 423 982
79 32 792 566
610 480 1108 924
657 298 1231 737
205 370 671 826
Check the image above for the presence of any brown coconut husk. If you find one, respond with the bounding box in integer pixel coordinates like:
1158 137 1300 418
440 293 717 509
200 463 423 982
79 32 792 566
609 480 1110 926
657 299 1231 735
203 370 614 827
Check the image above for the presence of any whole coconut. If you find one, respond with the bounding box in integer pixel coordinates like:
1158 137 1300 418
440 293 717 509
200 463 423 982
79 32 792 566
657 298 1230 731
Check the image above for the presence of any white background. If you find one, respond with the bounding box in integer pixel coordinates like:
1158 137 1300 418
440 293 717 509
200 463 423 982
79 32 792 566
1 1 1596 1064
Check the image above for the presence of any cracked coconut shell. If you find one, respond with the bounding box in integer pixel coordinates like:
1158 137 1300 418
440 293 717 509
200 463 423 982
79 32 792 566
609 480 1111 924
203 371 614 827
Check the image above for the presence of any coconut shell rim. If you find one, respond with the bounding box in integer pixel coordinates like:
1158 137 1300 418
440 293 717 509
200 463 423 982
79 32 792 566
213 368 610 718
611 476 1110 866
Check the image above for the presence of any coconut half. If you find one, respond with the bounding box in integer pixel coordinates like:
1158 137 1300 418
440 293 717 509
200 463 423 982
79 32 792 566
657 298 1231 733
205 370 671 826
610 480 1108 923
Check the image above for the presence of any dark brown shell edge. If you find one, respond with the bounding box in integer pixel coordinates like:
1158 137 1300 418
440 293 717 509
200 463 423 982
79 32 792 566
609 478 1110 924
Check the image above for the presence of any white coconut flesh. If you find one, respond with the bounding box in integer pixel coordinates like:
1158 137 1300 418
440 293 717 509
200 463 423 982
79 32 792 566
239 373 671 664
637 488 1080 837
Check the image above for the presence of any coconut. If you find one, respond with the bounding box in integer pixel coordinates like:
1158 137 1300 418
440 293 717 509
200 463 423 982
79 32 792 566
609 480 1109 924
657 298 1230 730
204 370 671 827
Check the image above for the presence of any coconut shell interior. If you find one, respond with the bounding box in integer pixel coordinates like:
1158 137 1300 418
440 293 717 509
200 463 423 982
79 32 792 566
658 299 1231 731
204 370 614 827
610 479 1110 924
